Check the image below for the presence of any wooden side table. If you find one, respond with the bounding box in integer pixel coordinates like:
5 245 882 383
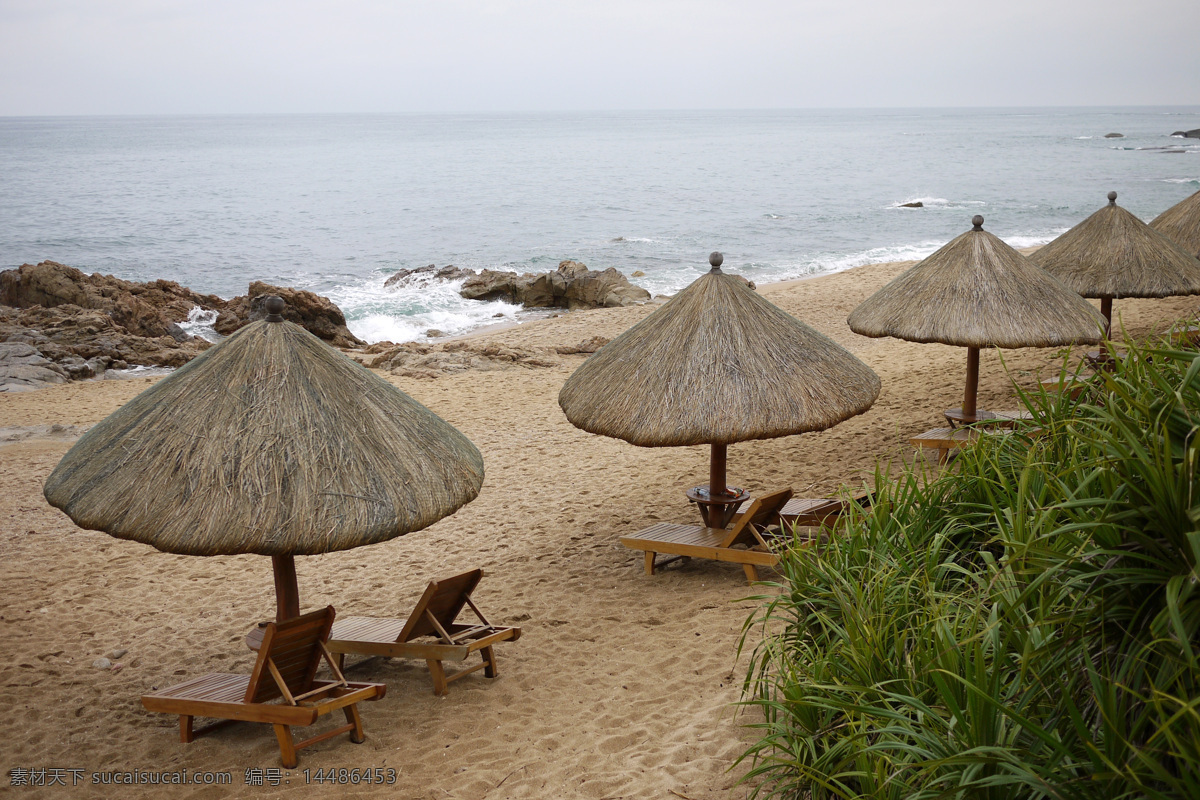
686 485 750 528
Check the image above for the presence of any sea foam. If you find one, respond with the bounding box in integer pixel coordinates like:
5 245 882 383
327 274 521 345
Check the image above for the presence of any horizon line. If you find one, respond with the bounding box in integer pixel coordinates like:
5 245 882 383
3 104 1200 121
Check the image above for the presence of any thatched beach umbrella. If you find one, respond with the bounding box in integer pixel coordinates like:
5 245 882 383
848 216 1104 421
44 297 484 621
559 253 880 523
1031 192 1200 335
1150 188 1200 260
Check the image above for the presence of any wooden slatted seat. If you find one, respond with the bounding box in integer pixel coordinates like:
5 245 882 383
619 489 794 584
912 425 1038 465
327 570 521 696
942 407 1035 428
142 606 385 768
992 409 1035 425
1170 323 1200 347
1040 374 1092 400
910 427 977 463
737 491 871 529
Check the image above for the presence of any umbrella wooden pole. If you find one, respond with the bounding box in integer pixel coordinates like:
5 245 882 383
272 555 301 622
963 347 980 419
709 443 728 497
1100 296 1113 338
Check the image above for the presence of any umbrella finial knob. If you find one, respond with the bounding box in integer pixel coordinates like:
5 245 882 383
264 295 286 322
972 215 984 231
709 251 724 272
1108 191 1118 205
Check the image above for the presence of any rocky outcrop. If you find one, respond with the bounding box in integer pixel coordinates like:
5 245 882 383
459 260 650 310
1171 129 1200 139
458 270 526 303
0 261 224 339
0 262 363 387
1103 133 1124 138
0 305 209 369
364 340 560 379
0 342 69 393
213 282 364 348
382 259 651 312
899 201 924 208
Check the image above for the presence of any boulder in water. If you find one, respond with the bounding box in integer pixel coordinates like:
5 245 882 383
214 282 364 348
384 264 476 288
459 260 650 310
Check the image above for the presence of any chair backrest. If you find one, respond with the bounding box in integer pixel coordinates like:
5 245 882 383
397 569 484 643
245 606 336 704
722 489 793 547
810 491 872 522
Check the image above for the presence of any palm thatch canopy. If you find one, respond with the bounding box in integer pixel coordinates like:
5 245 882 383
1150 188 1200 260
558 258 881 448
1030 192 1200 299
848 216 1104 348
44 316 484 558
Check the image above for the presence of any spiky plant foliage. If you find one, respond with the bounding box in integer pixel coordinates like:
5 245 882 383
739 335 1200 800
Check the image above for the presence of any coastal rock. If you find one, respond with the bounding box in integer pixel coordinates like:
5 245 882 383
899 201 924 208
459 260 650 310
0 261 224 339
561 261 653 309
0 342 69 393
367 340 560 377
0 305 210 371
1103 133 1124 138
1180 129 1200 139
214 282 365 348
0 261 364 382
460 269 529 304
384 264 476 288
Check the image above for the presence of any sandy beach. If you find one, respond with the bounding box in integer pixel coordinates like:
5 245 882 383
2 258 1196 800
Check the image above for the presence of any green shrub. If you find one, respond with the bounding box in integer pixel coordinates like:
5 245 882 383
739 338 1200 800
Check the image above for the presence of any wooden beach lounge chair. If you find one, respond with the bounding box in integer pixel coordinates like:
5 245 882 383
620 489 794 584
941 408 1034 429
910 427 978 463
911 425 1042 465
736 491 871 529
326 569 522 696
1040 373 1093 400
141 607 385 768
1170 323 1200 348
777 492 872 528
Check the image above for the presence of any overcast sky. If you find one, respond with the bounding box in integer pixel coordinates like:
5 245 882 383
1 0 1198 115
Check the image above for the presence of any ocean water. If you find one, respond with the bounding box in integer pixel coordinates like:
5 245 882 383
2 108 1198 343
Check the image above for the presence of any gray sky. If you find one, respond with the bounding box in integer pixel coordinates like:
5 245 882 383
2 0 1198 115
